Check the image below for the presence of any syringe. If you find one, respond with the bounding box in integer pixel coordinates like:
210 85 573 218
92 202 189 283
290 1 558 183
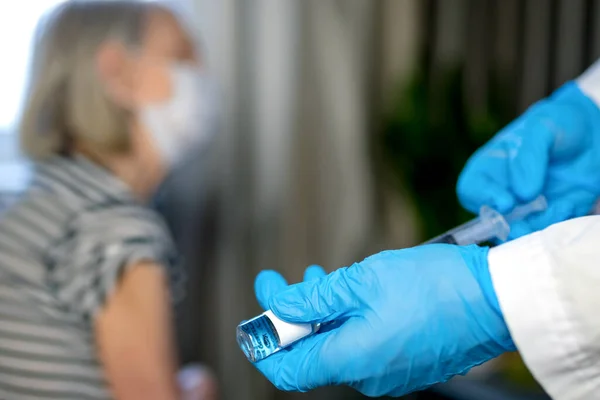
424 195 548 246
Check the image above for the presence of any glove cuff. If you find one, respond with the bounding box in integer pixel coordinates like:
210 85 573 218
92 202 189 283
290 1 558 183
458 245 516 352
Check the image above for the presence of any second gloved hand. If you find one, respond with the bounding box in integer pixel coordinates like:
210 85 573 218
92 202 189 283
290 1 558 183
253 245 515 397
457 82 600 239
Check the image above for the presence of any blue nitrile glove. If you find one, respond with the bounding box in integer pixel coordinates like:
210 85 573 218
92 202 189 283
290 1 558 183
252 245 515 397
253 265 327 311
457 82 600 239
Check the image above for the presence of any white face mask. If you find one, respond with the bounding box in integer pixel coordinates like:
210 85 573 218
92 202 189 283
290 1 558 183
140 63 220 168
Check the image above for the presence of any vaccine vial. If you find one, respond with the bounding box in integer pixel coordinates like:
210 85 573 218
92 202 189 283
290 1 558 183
237 310 319 362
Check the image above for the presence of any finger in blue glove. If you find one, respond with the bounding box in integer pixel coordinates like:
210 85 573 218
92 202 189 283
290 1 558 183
254 265 326 311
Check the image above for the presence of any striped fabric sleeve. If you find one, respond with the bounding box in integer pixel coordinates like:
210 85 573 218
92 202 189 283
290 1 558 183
46 204 185 320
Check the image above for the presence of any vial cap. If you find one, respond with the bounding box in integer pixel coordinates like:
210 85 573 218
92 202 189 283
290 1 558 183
263 310 313 348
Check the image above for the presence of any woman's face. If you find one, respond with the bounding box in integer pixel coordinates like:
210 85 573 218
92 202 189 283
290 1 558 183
97 7 203 190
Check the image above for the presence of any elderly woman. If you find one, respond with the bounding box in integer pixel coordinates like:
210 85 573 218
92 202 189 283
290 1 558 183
0 1 218 399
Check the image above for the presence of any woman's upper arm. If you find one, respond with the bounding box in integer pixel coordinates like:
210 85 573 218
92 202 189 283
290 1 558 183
94 262 180 400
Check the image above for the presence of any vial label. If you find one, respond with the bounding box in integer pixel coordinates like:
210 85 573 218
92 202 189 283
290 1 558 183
237 314 281 362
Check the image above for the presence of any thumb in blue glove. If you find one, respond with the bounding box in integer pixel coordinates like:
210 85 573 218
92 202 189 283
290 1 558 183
252 245 515 397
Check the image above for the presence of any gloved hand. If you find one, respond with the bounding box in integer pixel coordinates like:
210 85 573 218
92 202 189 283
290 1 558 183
457 82 600 239
252 245 515 397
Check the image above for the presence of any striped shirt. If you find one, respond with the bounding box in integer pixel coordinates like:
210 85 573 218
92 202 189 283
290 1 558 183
0 155 183 400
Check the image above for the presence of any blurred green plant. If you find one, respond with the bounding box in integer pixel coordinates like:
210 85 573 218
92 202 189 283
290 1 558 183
382 66 510 240
381 65 543 390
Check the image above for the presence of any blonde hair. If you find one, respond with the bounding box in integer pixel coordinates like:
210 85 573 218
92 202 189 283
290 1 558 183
19 0 161 160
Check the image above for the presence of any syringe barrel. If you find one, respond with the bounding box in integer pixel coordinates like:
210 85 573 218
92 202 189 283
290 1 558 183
424 206 510 246
423 195 548 246
423 218 485 245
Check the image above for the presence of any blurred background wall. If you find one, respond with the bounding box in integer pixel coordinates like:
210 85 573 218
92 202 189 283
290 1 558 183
161 1 600 399
155 1 418 398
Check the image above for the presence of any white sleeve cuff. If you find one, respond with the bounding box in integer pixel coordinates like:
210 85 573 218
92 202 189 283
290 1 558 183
577 60 600 107
488 230 595 400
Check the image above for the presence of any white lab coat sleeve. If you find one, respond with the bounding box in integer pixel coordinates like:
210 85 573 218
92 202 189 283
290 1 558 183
488 216 600 400
577 59 600 105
